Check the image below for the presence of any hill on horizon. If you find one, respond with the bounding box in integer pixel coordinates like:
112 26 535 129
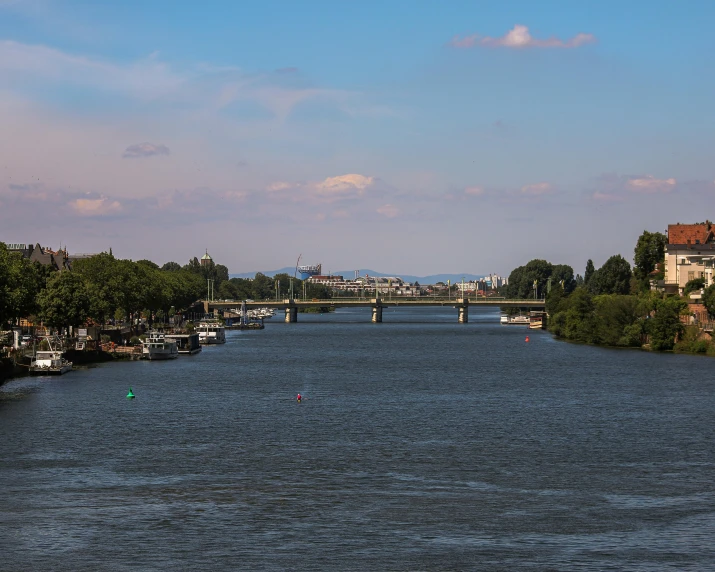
229 268 488 284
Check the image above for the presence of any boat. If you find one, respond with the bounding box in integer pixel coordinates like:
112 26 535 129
196 321 226 345
529 311 547 330
29 337 73 374
500 314 530 325
142 331 179 360
164 332 202 355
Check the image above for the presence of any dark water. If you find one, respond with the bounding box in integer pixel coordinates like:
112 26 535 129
1 307 714 571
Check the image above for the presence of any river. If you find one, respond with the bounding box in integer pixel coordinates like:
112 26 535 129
1 307 714 570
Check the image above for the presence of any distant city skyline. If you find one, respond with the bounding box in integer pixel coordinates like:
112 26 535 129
1 1 713 275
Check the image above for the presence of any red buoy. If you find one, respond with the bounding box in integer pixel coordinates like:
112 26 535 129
525 336 530 343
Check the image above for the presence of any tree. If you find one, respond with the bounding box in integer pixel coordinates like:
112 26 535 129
0 243 43 327
634 230 666 281
505 259 553 298
37 271 91 331
684 278 706 296
589 255 632 295
72 252 121 324
647 296 686 351
594 294 642 347
161 261 182 272
703 284 715 317
549 287 599 343
551 264 576 294
584 259 595 286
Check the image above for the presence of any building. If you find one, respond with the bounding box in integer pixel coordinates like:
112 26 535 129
664 222 715 293
5 243 72 271
200 250 213 267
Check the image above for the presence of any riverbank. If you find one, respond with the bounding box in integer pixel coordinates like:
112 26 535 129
0 349 135 386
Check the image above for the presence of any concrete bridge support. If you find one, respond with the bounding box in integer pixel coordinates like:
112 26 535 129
284 306 297 323
371 299 383 323
458 299 469 324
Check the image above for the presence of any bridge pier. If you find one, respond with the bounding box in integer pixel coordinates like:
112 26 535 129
284 306 297 323
371 298 383 323
458 298 468 323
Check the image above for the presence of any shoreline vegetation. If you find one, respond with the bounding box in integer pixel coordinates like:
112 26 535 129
505 230 714 355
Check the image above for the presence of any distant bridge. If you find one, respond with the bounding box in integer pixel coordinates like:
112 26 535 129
203 297 546 323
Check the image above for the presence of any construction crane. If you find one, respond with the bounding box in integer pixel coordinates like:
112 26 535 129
294 254 302 278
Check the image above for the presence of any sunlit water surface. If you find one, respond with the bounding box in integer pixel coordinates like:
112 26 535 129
1 307 714 570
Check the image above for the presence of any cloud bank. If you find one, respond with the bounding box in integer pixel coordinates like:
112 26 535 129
122 142 171 158
450 25 596 49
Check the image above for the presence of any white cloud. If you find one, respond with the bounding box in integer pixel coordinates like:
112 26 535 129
266 181 292 192
316 173 375 194
626 176 676 193
520 182 552 195
70 197 122 216
450 25 596 49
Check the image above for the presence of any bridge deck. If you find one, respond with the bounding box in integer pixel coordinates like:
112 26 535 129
205 298 545 310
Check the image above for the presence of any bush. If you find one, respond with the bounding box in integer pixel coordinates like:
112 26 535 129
130 336 142 345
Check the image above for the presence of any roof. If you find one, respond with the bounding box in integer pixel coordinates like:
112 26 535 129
668 222 715 245
201 250 213 260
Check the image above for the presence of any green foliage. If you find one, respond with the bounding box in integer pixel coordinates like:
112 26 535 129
0 243 44 327
505 259 575 299
683 278 706 296
674 326 710 354
634 230 666 281
589 255 632 295
704 285 715 317
37 271 91 330
646 296 686 351
161 261 182 272
593 294 643 347
584 259 595 286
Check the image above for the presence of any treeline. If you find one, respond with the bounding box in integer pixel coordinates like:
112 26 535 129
507 230 696 351
0 243 332 332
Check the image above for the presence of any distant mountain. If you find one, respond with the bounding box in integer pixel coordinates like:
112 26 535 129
230 268 487 284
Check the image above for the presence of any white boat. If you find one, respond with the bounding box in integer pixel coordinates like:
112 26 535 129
196 321 226 345
29 337 72 374
142 331 179 360
500 314 530 325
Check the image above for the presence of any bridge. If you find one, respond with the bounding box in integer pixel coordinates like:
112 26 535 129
203 297 546 323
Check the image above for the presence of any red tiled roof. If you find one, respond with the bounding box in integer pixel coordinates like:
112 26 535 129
668 223 714 244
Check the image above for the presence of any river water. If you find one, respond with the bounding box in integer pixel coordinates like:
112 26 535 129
1 307 714 570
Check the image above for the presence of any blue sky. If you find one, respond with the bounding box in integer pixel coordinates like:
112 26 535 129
1 0 714 276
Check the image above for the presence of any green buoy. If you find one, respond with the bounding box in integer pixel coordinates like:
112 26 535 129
126 388 135 399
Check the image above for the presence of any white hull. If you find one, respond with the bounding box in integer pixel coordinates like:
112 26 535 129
197 323 226 345
30 363 72 375
146 347 179 360
142 332 179 360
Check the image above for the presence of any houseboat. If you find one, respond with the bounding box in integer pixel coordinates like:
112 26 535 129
29 337 72 375
196 321 226 345
165 332 202 355
142 331 179 360
500 314 530 325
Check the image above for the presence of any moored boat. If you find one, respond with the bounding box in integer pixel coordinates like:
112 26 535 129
196 321 226 345
29 337 73 374
142 331 179 360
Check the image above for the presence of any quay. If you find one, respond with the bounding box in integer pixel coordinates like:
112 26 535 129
204 297 546 324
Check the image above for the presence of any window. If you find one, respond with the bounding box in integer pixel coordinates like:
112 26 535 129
688 271 695 281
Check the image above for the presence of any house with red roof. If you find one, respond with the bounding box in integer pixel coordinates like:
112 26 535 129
665 222 715 293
